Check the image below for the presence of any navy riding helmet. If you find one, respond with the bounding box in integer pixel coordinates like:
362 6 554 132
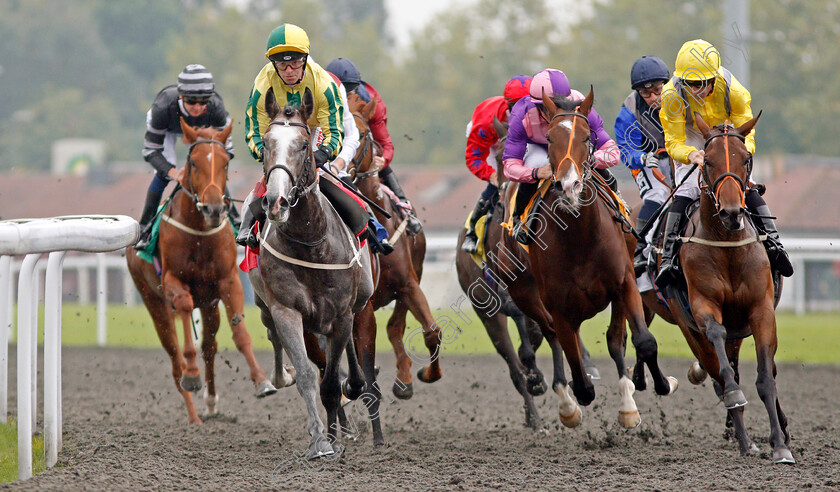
326 58 362 92
630 56 669 90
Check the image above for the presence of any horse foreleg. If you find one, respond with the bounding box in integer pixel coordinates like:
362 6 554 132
509 311 547 397
269 305 331 459
399 280 442 384
604 302 641 429
322 315 354 455
200 303 221 416
386 300 413 399
622 274 677 396
219 272 275 397
752 312 795 464
162 273 202 393
353 301 384 446
486 310 544 430
701 314 746 410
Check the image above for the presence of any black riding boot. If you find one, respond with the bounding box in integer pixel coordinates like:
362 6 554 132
595 167 618 192
461 197 491 253
379 167 422 235
746 189 794 277
511 182 539 245
235 194 264 249
633 216 650 277
134 189 162 250
655 196 691 289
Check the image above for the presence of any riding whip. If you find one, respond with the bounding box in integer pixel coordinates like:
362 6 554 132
637 163 698 239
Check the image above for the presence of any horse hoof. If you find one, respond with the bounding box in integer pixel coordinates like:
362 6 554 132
307 440 335 460
527 378 548 396
255 380 277 399
585 365 601 381
723 389 748 409
666 376 679 395
342 378 364 401
559 406 582 428
373 438 386 448
773 448 796 464
416 367 441 384
687 361 707 385
392 380 413 400
618 410 642 429
180 375 203 393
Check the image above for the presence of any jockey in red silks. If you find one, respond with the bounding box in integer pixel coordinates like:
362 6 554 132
326 57 423 236
460 75 532 253
502 68 621 245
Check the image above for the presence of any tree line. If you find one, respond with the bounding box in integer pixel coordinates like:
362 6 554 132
1 0 837 173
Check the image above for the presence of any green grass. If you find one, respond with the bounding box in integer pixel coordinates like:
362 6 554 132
17 304 839 365
0 420 45 483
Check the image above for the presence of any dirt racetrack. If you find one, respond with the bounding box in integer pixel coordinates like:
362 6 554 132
2 346 839 491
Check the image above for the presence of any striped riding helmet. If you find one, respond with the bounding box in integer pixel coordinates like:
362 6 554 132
265 24 310 60
503 75 532 103
177 64 214 97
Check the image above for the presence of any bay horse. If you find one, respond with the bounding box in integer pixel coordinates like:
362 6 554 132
659 112 794 464
249 88 373 459
347 94 443 400
454 116 599 430
126 119 276 425
496 89 677 429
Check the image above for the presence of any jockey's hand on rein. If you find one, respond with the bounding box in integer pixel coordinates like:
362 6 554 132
688 150 705 167
313 148 331 167
643 152 660 169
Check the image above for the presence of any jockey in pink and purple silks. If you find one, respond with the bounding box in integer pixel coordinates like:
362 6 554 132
502 69 621 245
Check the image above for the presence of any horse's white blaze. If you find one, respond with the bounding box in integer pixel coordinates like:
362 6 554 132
557 119 573 131
264 126 301 209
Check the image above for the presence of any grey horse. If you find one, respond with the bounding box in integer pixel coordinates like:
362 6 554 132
248 88 374 459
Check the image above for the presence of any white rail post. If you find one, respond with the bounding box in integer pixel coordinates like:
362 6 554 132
44 251 65 468
0 255 10 423
17 253 39 480
97 253 107 347
31 260 40 431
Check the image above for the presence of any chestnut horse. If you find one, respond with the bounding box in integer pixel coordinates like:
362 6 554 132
126 119 275 424
659 113 794 464
496 89 677 429
454 117 599 430
249 88 373 459
347 95 443 400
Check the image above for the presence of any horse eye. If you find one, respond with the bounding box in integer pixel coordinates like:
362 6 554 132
546 135 552 143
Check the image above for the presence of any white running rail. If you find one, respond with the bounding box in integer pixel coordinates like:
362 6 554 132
0 215 138 480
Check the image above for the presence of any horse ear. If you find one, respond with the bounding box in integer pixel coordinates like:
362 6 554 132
362 96 377 121
217 119 233 144
300 87 315 122
540 88 558 119
578 86 594 116
735 110 761 138
265 88 280 120
694 112 712 139
180 117 198 143
492 116 507 139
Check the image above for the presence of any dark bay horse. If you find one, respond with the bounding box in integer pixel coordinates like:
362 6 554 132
126 119 275 424
660 113 794 464
347 95 443 400
249 88 373 459
496 89 677 429
454 117 599 430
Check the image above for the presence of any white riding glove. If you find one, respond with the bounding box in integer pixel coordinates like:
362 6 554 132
642 151 660 169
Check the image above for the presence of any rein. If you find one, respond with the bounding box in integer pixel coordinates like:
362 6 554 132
700 126 752 211
263 119 318 208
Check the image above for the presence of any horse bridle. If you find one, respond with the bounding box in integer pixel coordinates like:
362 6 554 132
700 125 752 211
349 112 382 183
548 111 594 183
182 138 229 212
263 119 318 208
